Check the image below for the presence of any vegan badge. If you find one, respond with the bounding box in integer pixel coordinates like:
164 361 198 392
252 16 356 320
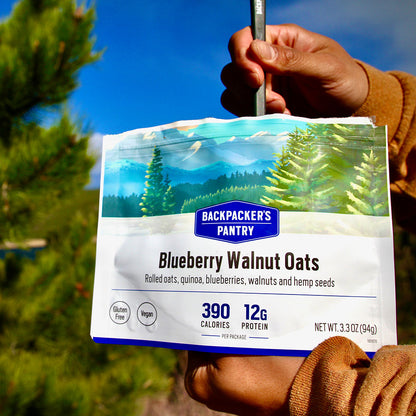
195 200 279 243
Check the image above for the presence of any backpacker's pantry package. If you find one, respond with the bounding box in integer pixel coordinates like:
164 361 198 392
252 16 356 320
91 114 396 356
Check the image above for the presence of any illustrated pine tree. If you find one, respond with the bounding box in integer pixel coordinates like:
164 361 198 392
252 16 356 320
261 127 333 212
140 146 175 216
0 2 176 415
345 150 389 216
261 123 390 215
306 123 364 210
306 123 350 179
162 174 176 214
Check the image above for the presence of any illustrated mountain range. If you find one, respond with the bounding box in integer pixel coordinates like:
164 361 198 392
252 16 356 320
103 158 274 197
102 128 286 197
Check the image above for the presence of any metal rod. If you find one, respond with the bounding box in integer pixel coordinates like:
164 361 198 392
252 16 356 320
250 0 266 116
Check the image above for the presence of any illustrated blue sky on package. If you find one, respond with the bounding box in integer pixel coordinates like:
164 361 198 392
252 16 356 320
91 114 396 357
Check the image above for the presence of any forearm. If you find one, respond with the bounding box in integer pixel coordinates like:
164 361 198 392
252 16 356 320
354 63 416 232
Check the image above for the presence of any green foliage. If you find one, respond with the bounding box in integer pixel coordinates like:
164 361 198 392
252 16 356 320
261 123 389 216
103 170 270 218
0 0 100 142
0 2 176 415
261 127 333 212
0 0 100 241
140 146 176 217
0 251 23 289
0 211 176 416
345 150 389 215
102 193 142 218
394 225 416 344
162 174 176 215
181 185 264 213
1 114 95 238
28 189 99 239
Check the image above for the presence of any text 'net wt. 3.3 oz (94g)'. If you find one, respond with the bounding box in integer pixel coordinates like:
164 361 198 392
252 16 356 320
90 113 396 357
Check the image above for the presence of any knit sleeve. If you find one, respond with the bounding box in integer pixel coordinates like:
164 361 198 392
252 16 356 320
289 337 416 416
353 62 416 232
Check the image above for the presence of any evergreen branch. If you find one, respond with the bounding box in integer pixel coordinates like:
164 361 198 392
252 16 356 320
350 182 366 194
346 190 371 214
346 204 365 216
270 173 298 186
332 133 348 144
0 0 101 146
287 159 302 171
373 202 386 212
17 139 77 190
263 185 287 194
333 124 353 134
331 146 343 154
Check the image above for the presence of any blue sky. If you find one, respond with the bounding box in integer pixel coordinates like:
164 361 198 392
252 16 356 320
1 0 416 137
1 0 416 182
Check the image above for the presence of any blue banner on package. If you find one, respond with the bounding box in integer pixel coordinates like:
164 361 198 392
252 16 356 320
194 200 279 243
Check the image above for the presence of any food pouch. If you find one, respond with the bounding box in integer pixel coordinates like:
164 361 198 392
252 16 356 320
91 114 396 357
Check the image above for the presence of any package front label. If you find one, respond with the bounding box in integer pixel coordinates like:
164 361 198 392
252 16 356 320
91 114 397 356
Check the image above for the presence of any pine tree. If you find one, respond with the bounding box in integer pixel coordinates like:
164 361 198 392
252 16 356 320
345 150 389 216
0 2 177 415
261 127 333 212
0 212 176 416
162 174 176 214
140 146 175 216
0 0 100 241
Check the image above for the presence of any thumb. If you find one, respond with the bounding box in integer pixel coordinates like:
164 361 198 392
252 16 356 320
250 39 330 80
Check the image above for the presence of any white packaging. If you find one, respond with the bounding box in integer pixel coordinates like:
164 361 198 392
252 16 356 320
91 114 396 357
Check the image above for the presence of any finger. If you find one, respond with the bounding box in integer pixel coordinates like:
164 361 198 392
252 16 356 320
228 26 264 88
221 63 257 115
185 354 258 416
221 62 250 91
227 24 335 90
221 65 287 116
249 39 342 82
221 88 255 117
266 23 327 52
227 24 314 88
185 351 212 403
221 88 287 117
266 90 287 114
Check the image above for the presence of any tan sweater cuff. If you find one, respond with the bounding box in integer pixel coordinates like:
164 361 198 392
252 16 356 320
353 61 403 142
289 337 416 416
353 62 416 231
289 337 370 416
